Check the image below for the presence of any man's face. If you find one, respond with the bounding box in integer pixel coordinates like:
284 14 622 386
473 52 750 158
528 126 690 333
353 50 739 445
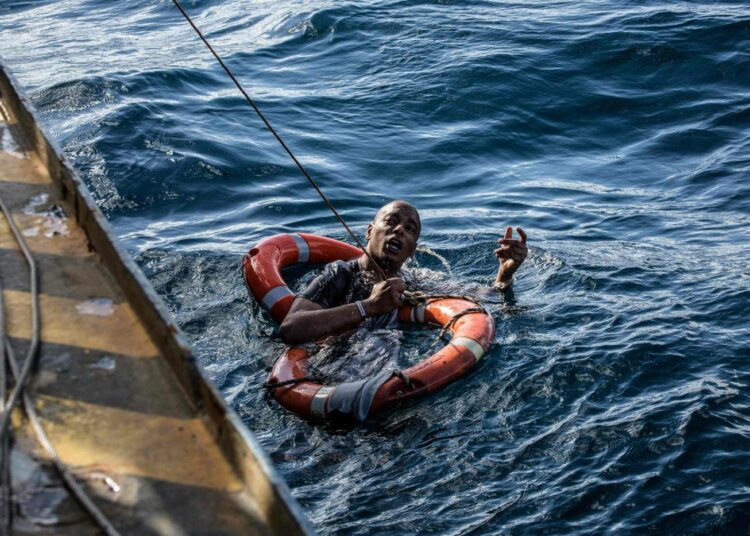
366 201 420 270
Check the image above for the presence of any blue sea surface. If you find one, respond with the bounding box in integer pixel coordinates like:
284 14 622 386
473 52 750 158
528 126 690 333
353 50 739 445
2 1 750 533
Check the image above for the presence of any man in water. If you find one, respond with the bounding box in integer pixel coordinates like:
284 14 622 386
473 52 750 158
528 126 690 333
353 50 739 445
279 200 528 345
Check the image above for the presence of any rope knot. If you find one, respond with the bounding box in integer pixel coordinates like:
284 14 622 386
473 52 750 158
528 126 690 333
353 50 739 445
392 369 413 390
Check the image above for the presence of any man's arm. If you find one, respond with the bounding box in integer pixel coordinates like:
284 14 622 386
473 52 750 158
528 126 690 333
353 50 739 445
494 226 528 290
279 277 405 345
278 299 363 345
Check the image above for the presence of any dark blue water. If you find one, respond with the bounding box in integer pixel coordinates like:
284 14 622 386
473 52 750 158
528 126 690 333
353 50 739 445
2 1 750 533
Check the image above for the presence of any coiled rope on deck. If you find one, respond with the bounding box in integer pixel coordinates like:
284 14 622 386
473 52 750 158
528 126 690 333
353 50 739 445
0 196 121 536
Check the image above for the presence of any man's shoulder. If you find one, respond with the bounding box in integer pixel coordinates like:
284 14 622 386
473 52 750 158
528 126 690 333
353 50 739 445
299 258 360 308
322 258 360 277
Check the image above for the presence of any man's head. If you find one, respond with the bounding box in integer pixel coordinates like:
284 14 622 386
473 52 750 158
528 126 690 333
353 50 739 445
365 200 421 273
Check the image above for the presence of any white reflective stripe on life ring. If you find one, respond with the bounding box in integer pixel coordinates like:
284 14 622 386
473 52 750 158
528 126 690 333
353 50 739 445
451 336 485 361
410 304 426 323
291 233 310 263
261 285 294 310
311 386 335 417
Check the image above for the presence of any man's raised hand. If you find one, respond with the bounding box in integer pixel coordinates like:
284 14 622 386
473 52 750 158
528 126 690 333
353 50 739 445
495 226 528 288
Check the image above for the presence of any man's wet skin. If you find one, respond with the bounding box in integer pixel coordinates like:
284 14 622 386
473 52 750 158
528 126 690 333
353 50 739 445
363 200 421 276
278 200 527 345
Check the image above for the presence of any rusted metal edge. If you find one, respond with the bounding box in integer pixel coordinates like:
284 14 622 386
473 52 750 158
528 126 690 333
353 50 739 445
0 58 316 536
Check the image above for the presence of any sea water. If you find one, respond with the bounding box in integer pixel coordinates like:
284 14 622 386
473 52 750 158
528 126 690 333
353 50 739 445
1 1 749 533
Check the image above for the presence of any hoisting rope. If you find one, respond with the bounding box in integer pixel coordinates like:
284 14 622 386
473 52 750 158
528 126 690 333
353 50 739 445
170 0 390 284
0 196 121 536
170 1 494 310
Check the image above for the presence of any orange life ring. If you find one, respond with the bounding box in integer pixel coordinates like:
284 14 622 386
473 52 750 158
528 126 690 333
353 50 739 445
243 233 495 420
243 233 361 324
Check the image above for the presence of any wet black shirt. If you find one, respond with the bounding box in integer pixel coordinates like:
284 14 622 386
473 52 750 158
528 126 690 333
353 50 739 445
298 259 404 329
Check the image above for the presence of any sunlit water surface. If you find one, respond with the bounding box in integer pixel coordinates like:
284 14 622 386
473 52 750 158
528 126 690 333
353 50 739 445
2 1 749 533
